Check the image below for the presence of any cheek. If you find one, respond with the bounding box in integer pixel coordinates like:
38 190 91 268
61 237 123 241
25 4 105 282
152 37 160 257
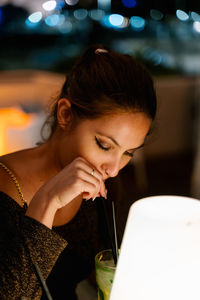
79 142 103 165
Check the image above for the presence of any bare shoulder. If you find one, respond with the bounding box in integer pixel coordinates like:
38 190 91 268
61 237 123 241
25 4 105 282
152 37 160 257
0 147 46 206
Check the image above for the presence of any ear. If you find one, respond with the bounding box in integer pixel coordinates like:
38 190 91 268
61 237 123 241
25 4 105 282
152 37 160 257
57 98 72 129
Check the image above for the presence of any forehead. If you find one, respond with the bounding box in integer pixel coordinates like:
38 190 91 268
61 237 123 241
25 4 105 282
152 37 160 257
79 112 152 148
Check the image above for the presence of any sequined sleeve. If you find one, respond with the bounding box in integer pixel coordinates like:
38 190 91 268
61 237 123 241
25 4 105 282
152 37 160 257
0 192 68 300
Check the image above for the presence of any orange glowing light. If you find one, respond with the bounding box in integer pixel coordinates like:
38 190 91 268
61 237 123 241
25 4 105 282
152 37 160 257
0 107 33 156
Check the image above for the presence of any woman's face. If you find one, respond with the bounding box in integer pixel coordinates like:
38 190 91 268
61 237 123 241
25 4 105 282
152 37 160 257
58 112 152 180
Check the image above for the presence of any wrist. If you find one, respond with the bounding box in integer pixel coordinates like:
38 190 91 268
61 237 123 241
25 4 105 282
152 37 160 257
26 189 59 229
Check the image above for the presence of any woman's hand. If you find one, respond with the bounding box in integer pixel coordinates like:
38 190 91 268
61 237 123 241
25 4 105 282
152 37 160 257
26 157 107 228
43 156 107 208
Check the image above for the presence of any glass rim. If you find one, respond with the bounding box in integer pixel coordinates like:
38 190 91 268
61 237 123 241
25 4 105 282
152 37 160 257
95 249 116 272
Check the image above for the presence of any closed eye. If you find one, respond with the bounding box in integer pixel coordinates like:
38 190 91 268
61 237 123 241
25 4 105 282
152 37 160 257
125 143 144 158
124 151 134 158
95 136 110 151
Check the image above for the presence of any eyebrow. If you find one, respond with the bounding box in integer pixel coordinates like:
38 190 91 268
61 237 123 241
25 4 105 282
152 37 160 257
97 133 145 151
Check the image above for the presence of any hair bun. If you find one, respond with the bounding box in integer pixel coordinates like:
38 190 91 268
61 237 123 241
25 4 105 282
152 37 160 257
95 48 108 54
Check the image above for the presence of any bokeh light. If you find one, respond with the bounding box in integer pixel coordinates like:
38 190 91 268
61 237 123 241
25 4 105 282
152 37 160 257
0 8 2 24
142 47 162 66
130 16 146 31
56 0 66 10
73 9 88 21
119 17 129 28
44 14 60 26
191 12 200 22
109 14 124 27
193 21 200 33
89 9 105 21
101 13 129 29
42 1 57 11
97 0 111 11
57 14 65 25
65 0 79 6
27 11 43 23
101 15 112 28
176 9 189 21
150 9 164 21
122 0 137 8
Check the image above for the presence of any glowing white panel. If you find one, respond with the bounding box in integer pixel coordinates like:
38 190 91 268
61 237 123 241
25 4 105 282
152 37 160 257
110 195 200 300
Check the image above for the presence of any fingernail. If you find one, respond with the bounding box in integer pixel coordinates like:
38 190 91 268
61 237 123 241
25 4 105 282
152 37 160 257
92 197 96 201
104 189 107 199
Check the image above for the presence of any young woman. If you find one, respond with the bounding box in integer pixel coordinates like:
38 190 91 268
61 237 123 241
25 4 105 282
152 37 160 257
0 45 157 299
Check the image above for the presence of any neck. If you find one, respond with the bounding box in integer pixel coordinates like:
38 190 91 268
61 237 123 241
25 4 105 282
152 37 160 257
24 134 65 183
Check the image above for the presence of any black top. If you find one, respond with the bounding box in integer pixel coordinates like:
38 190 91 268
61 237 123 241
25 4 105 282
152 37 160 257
0 191 105 300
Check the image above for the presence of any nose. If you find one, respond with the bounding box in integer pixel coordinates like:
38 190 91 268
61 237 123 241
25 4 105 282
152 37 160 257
103 159 121 179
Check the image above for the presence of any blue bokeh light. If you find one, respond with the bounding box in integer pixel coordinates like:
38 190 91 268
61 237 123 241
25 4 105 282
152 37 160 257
142 47 162 66
101 14 128 29
56 0 66 10
0 8 2 24
74 9 88 21
45 14 60 27
28 11 42 23
109 14 124 27
25 19 39 28
191 12 200 22
150 9 164 21
101 15 113 28
65 0 79 5
130 16 145 31
122 0 137 8
89 9 105 21
176 9 189 21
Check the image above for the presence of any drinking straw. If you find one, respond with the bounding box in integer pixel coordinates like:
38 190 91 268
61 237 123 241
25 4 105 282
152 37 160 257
33 262 53 300
112 201 119 263
21 232 53 300
101 198 118 265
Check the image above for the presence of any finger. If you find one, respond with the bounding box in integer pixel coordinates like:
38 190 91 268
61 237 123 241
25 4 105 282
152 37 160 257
74 157 107 198
78 179 100 200
87 171 107 198
100 181 107 199
74 157 103 181
83 169 107 199
76 168 102 199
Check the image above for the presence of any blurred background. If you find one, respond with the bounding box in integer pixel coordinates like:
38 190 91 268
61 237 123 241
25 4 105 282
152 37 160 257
1 0 200 228
0 0 200 298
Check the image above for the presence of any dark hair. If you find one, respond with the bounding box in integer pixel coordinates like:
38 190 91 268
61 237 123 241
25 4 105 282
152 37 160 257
42 44 157 140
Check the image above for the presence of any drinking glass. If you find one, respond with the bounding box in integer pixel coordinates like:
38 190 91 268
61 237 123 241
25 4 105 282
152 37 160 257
95 249 116 300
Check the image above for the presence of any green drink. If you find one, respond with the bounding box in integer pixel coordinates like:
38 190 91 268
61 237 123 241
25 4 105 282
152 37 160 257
95 249 116 300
